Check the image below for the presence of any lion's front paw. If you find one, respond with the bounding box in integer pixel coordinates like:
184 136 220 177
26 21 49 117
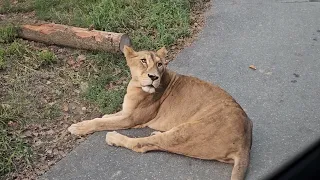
68 121 94 135
106 131 126 146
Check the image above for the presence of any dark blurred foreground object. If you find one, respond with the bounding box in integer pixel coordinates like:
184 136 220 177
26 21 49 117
266 138 320 180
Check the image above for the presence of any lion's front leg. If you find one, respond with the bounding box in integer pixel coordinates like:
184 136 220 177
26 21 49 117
102 110 123 118
68 115 134 135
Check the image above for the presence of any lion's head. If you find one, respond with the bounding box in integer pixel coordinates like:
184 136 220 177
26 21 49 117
123 45 168 93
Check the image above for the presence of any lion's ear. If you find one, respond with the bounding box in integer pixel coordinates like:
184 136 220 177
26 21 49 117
123 45 136 58
119 34 132 53
156 46 168 59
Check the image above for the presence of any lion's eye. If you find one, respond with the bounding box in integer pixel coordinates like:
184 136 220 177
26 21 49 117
141 58 147 64
157 62 163 67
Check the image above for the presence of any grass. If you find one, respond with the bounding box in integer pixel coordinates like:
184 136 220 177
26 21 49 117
37 50 57 66
0 48 5 69
34 0 192 50
84 53 129 114
0 25 18 43
32 0 200 113
0 0 207 178
0 0 35 14
0 104 32 177
0 38 61 176
0 29 128 177
0 25 63 176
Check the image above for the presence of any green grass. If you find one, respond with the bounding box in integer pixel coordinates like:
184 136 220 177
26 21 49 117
37 50 57 66
6 40 26 56
0 104 32 177
0 0 35 14
0 38 29 175
3 38 58 69
0 48 6 69
84 53 129 114
0 25 18 43
32 0 201 114
34 0 192 50
0 37 60 177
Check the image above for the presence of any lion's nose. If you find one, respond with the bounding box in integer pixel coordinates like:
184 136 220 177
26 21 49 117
148 74 159 81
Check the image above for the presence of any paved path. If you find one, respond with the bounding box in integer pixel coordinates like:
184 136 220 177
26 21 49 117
42 0 320 179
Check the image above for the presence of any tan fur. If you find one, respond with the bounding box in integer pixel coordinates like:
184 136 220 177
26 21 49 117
68 46 253 180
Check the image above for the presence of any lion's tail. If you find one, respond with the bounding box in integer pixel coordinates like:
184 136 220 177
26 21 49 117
231 152 250 180
231 118 252 180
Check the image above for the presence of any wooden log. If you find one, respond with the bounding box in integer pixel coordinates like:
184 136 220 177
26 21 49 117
17 23 131 53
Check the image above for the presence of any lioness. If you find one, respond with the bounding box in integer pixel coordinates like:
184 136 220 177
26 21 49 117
68 45 253 180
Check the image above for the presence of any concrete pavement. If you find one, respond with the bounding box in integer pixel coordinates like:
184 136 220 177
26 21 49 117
41 0 320 179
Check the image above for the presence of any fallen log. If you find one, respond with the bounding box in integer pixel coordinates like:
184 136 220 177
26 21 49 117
18 23 131 53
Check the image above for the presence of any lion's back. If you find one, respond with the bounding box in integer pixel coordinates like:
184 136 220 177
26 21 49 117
148 75 245 131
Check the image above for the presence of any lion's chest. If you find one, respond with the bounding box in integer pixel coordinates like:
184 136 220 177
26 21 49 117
123 92 161 124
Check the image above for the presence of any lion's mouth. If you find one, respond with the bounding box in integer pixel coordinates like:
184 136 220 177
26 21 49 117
142 84 155 88
141 84 156 93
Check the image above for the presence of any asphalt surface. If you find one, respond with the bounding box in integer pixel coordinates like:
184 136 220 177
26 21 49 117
41 0 320 180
